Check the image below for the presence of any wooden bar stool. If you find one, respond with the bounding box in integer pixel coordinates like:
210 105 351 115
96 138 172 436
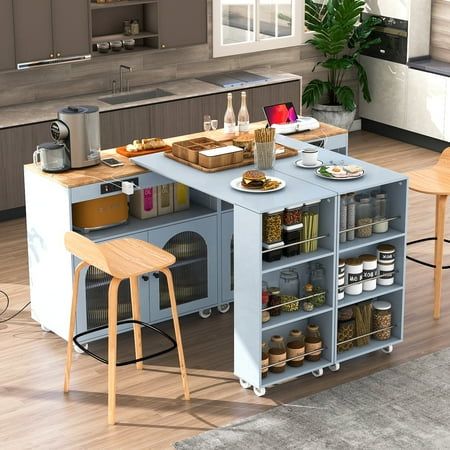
63 231 190 424
407 148 450 319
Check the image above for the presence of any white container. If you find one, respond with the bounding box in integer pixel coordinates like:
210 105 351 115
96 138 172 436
157 183 174 216
338 274 345 300
377 261 395 286
173 183 190 212
377 244 396 264
129 186 158 219
344 257 363 295
360 254 377 291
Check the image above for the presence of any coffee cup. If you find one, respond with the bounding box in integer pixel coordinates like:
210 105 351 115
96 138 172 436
302 148 319 166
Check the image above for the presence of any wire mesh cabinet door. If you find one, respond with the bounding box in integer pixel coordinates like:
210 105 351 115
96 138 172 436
148 216 218 323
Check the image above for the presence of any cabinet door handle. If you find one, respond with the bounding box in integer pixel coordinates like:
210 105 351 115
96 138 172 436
153 272 159 279
49 53 54 58
161 44 166 48
142 275 149 281
56 52 61 57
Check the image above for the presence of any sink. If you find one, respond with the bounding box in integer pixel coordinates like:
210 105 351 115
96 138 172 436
99 88 174 105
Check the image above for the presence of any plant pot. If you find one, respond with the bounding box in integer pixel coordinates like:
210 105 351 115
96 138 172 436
311 104 356 130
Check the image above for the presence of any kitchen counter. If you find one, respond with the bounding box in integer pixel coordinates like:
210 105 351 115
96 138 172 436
408 57 450 77
0 69 300 130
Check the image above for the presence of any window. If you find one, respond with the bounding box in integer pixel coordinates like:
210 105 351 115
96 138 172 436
213 0 304 57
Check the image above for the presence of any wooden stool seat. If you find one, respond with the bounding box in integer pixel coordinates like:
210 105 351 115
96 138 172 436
63 231 190 425
407 148 450 320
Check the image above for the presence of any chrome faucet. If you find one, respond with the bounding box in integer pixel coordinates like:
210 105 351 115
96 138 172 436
119 65 132 92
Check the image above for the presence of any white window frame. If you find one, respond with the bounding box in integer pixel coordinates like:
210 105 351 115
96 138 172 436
213 0 305 58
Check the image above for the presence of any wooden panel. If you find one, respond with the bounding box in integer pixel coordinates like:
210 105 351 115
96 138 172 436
430 0 450 63
51 0 90 58
0 0 15 70
158 0 207 49
13 0 53 63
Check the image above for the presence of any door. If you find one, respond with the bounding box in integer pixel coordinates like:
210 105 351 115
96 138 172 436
158 0 207 49
13 0 53 64
148 216 218 322
221 211 234 303
0 0 15 70
51 0 90 59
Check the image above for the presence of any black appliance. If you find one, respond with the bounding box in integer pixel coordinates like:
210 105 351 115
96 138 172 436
361 13 408 64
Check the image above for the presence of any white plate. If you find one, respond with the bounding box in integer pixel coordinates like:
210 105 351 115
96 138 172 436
230 176 286 193
315 167 365 181
294 159 323 169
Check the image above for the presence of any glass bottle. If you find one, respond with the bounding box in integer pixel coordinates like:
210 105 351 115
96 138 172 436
356 195 373 238
238 91 250 132
373 192 388 233
286 329 305 367
305 324 322 361
339 195 347 243
268 335 286 373
223 93 236 134
346 192 356 241
279 269 300 297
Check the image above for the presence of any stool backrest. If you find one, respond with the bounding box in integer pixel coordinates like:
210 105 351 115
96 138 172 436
64 231 111 275
437 147 450 168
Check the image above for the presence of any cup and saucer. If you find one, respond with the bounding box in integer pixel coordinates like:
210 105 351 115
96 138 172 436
294 147 323 169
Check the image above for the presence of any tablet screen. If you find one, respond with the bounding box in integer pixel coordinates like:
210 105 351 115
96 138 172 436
263 102 298 125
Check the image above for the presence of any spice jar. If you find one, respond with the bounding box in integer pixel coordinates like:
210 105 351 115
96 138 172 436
339 195 347 243
372 192 389 233
283 204 303 226
377 261 395 286
262 342 269 378
377 244 396 263
262 209 283 244
356 195 373 238
269 335 286 373
130 19 140 35
344 257 363 295
282 224 302 257
372 300 392 340
305 324 322 361
268 287 281 316
123 20 132 36
287 329 305 367
360 254 377 291
346 193 356 241
338 259 346 276
337 276 345 301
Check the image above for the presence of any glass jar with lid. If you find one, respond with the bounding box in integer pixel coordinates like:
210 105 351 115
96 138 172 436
372 300 392 340
268 335 286 373
305 324 322 361
267 287 282 316
262 209 283 244
372 191 389 233
279 269 300 297
262 342 269 378
287 329 305 367
346 193 356 241
345 257 363 295
356 195 373 238
283 204 303 226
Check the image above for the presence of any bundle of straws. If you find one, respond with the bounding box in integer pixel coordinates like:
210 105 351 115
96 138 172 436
302 211 319 253
254 128 276 170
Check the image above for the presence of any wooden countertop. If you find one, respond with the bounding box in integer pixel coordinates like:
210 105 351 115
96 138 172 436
24 121 347 189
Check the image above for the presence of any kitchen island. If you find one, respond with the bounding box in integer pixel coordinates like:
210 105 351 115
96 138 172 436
25 126 407 396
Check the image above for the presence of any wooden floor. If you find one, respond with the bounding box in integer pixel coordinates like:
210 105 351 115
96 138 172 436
0 131 449 449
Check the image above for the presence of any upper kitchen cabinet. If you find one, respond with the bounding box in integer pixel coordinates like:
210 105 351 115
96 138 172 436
158 0 207 49
13 0 90 69
0 0 15 71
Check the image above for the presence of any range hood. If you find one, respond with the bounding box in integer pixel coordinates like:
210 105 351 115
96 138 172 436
17 54 91 70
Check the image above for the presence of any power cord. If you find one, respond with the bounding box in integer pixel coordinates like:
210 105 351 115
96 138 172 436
0 289 31 323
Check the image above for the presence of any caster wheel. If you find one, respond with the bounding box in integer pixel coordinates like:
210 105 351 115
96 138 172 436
239 378 251 389
381 345 393 354
312 368 324 378
253 386 266 397
217 303 231 314
73 343 87 354
329 363 340 372
40 324 51 332
199 308 212 319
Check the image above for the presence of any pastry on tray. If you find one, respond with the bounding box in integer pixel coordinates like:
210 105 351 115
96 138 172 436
125 137 166 152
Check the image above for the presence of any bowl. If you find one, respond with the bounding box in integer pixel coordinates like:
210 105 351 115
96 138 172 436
122 38 135 50
97 42 110 53
110 40 123 51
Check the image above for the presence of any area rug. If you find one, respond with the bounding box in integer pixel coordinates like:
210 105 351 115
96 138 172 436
174 348 450 449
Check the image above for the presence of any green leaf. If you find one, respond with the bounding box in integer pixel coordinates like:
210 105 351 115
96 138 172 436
335 86 356 111
321 57 354 71
354 59 371 102
302 79 328 108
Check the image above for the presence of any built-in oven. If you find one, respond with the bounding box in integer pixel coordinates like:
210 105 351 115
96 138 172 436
361 13 408 64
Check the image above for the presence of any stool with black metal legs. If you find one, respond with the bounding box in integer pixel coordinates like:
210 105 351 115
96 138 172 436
407 148 450 320
63 231 190 425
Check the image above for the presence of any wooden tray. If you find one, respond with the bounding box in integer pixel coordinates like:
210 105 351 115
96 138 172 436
116 145 171 158
164 144 298 173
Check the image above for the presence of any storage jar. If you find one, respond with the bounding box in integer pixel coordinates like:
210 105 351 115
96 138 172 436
339 195 347 243
338 258 346 276
346 193 356 241
356 195 373 238
279 269 300 297
263 209 283 244
337 275 345 301
377 244 396 263
372 192 389 233
282 224 302 257
305 324 322 362
302 202 320 253
268 287 282 316
262 242 283 262
360 254 377 291
372 300 392 340
283 204 303 226
337 319 355 352
377 261 395 286
286 329 305 367
344 258 363 295
269 335 286 373
262 342 269 378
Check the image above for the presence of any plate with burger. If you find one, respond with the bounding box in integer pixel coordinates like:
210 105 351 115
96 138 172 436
230 170 286 193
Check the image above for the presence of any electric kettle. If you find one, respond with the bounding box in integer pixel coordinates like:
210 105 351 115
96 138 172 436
33 142 70 173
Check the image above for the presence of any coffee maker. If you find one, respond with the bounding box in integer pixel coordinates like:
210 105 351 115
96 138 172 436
50 105 101 169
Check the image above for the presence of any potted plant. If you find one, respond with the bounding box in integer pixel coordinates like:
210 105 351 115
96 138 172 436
302 0 381 129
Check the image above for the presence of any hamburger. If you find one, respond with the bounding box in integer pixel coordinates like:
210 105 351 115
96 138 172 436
241 170 266 189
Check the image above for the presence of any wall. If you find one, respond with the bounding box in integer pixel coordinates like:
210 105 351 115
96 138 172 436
0 1 358 113
430 0 450 63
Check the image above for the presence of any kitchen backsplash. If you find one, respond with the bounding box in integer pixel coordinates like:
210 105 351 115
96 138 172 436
0 1 357 110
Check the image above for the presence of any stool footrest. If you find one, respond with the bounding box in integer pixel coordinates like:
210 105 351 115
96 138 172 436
406 237 450 269
73 319 177 367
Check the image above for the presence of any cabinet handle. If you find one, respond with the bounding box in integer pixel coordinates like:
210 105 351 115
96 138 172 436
161 44 166 48
142 275 149 281
56 52 61 57
153 273 159 279
49 53 54 58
